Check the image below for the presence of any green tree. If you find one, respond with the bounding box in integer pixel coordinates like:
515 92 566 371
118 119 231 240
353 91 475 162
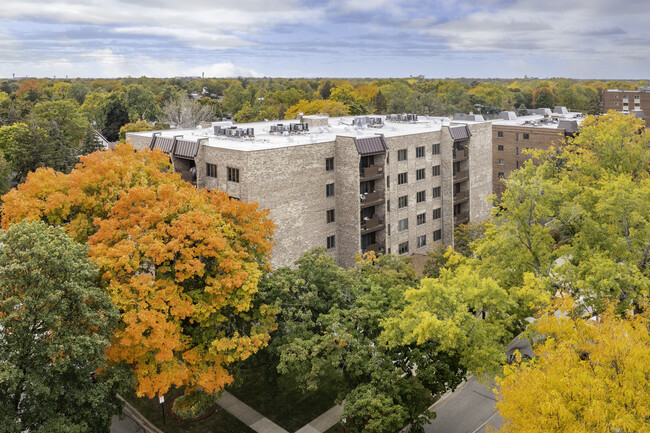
118 120 157 141
80 126 105 155
101 93 129 142
0 221 125 433
532 86 557 108
262 250 465 432
222 81 250 116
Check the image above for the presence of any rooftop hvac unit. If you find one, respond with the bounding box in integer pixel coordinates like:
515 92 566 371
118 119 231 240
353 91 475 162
214 126 221 134
247 128 254 136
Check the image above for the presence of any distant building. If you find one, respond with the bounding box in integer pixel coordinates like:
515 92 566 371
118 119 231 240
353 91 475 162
127 115 493 268
603 88 650 127
491 107 584 197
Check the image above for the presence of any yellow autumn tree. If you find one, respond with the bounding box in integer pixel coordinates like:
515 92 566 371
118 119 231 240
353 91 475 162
1 143 276 398
495 299 650 433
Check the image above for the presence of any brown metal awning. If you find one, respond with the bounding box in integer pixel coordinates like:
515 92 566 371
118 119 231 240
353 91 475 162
151 136 174 154
354 135 388 155
449 125 472 142
174 139 199 159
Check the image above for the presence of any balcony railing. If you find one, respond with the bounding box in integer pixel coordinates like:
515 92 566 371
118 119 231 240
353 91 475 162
363 242 385 254
454 190 469 202
360 165 385 180
361 216 384 232
453 149 469 161
454 211 470 225
361 190 384 207
453 170 469 182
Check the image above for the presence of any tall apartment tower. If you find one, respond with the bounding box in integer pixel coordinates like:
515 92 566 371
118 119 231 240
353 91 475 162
127 115 492 268
603 88 649 127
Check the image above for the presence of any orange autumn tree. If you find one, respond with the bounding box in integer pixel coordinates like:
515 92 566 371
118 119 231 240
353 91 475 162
1 143 276 398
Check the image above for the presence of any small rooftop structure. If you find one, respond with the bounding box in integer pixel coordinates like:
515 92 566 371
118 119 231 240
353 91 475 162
553 106 569 115
453 113 485 122
498 111 518 121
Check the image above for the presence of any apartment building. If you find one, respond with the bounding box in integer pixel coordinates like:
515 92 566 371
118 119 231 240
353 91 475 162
490 107 583 196
127 115 492 269
603 88 649 127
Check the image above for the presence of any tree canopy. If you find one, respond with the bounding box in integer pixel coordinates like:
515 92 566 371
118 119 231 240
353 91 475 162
0 221 124 433
496 298 650 433
260 250 466 432
1 143 277 398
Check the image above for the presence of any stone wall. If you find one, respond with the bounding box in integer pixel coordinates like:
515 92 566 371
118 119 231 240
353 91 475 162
467 122 493 222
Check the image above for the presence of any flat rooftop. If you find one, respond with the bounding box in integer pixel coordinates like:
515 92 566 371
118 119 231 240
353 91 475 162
129 116 470 152
491 112 584 130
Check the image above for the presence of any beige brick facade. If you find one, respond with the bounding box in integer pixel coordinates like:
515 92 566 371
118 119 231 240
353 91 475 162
126 116 493 269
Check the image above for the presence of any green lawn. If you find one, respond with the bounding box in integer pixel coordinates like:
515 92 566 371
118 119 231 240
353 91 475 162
228 364 342 432
122 388 252 433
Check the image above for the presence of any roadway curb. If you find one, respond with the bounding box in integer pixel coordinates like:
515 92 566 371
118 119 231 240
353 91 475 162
117 394 165 433
429 376 474 412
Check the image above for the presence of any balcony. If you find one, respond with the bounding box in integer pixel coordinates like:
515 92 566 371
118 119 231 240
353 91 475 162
179 170 197 185
361 216 385 233
360 165 385 180
454 211 470 225
361 190 384 208
453 149 469 161
363 242 385 254
454 190 469 203
453 170 469 183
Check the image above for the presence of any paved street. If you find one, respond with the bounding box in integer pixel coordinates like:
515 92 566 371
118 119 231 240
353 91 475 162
424 377 503 433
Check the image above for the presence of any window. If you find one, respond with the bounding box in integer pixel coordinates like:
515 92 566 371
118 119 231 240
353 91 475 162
432 143 440 155
398 195 408 208
206 163 217 178
516 160 519 169
635 95 640 99
417 213 426 225
433 208 441 220
326 209 335 223
432 186 441 199
416 190 426 203
416 168 425 181
326 183 335 197
497 131 504 138
416 146 425 158
417 235 427 248
398 218 408 232
398 241 409 255
432 165 441 177
498 159 504 165
386 176 390 188
327 235 336 249
398 149 408 161
227 167 240 183
498 172 505 179
497 145 504 152
387 200 390 212
398 172 408 185
515 133 519 142
433 229 442 241
325 157 334 171
516 147 519 155
615 102 619 106
523 133 530 140
388 224 391 236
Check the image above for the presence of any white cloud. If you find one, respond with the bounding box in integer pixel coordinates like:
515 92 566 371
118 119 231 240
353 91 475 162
1 48 261 78
421 0 650 61
0 0 325 49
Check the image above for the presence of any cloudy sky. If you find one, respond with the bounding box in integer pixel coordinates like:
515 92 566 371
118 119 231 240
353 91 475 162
0 0 648 79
